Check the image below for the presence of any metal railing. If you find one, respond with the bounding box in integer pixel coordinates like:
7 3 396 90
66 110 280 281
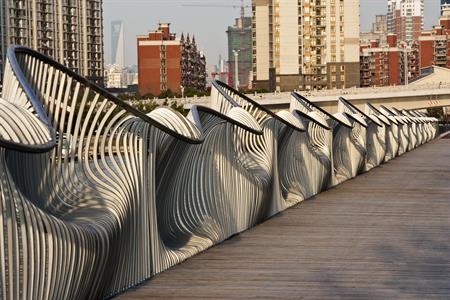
0 46 439 300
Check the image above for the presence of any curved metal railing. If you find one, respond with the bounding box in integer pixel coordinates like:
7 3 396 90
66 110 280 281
0 46 439 299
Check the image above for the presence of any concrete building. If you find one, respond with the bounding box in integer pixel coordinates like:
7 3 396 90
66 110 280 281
124 66 138 87
418 7 450 69
372 15 388 34
137 23 206 96
105 64 138 90
387 0 424 45
111 20 125 68
0 0 104 86
105 64 126 89
252 0 360 92
227 16 252 89
360 34 419 87
361 15 388 45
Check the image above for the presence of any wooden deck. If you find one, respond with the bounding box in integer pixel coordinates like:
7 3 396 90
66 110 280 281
116 138 450 299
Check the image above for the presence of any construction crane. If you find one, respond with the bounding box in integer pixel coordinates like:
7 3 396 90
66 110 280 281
182 0 250 21
183 0 251 89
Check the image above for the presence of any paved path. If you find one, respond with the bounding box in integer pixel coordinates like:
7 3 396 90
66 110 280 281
117 139 450 299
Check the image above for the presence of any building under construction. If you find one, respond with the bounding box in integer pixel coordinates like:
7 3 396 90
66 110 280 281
227 16 252 89
0 0 104 87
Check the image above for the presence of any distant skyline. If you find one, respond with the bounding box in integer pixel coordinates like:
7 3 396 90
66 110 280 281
103 0 440 67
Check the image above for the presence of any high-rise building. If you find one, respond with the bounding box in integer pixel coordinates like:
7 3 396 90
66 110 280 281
211 55 229 85
372 15 388 34
111 20 125 68
418 7 450 69
105 64 127 89
0 0 104 86
361 15 388 44
227 16 252 89
252 0 360 92
360 34 419 87
180 34 207 94
387 0 424 45
137 23 206 96
387 0 399 36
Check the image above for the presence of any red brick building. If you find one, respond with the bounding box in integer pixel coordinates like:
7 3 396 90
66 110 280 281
360 34 419 87
418 8 450 69
137 23 206 96
361 4 449 88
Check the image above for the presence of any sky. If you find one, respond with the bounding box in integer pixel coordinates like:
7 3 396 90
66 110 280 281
103 0 441 67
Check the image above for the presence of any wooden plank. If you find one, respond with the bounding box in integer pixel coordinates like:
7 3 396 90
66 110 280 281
116 139 450 299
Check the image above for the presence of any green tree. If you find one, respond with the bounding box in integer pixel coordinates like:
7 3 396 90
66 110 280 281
427 107 444 121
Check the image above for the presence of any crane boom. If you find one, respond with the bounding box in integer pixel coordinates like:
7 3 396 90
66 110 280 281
184 0 250 89
182 0 249 20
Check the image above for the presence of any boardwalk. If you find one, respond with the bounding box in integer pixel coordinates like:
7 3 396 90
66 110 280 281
117 138 450 300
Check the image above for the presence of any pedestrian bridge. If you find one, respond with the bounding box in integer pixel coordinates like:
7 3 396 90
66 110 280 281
0 46 444 300
257 84 450 113
118 137 450 299
182 84 450 113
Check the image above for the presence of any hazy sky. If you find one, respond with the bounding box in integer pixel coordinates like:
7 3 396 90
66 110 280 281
103 0 441 67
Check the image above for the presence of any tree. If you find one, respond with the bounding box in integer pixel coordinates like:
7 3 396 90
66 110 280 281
158 89 178 99
427 107 444 121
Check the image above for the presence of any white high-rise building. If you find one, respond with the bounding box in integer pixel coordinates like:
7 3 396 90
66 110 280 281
0 0 104 86
252 0 360 92
111 20 125 68
387 0 424 44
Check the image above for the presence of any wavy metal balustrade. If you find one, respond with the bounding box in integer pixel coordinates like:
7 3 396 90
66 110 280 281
338 97 382 173
290 92 366 186
0 46 438 300
0 46 205 299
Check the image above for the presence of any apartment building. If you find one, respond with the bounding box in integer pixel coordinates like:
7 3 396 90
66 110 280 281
137 23 206 96
387 0 423 44
252 0 360 92
360 34 419 87
181 34 207 93
0 0 104 86
361 15 388 45
418 7 450 69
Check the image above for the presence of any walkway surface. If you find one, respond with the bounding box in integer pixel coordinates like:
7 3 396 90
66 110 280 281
117 138 450 299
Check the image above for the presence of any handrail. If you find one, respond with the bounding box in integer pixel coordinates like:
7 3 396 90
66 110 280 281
8 46 204 145
291 92 353 129
213 80 306 132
